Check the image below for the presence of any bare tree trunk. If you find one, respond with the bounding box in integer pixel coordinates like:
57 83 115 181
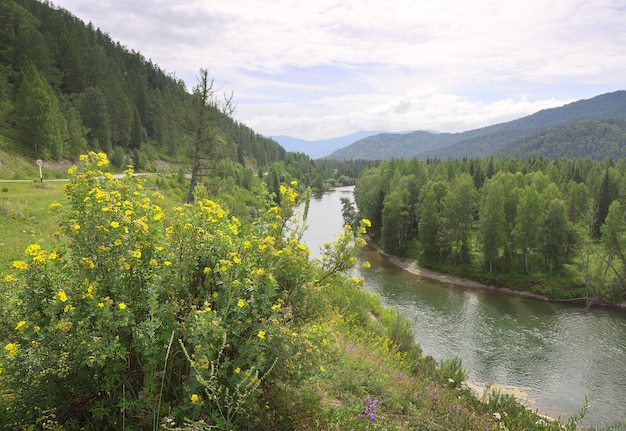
166 68 234 204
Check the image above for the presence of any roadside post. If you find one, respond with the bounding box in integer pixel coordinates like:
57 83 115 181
36 159 43 183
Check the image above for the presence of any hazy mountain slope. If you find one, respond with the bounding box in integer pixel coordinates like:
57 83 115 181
326 90 626 160
324 131 458 160
492 119 626 160
272 131 390 159
421 90 626 159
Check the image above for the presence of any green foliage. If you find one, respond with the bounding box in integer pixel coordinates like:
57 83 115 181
0 154 613 430
1 0 371 191
381 189 411 255
495 120 626 161
13 62 66 158
0 153 332 428
354 157 626 304
480 180 506 271
437 357 469 390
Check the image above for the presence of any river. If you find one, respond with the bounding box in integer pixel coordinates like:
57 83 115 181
299 186 626 427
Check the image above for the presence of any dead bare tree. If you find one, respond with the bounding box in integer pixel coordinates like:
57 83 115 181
172 68 235 203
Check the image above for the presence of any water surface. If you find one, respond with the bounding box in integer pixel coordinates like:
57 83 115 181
300 187 626 426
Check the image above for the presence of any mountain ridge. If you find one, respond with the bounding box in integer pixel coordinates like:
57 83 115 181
271 130 409 159
324 90 626 160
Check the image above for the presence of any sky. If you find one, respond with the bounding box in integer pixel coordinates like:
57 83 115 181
52 0 626 141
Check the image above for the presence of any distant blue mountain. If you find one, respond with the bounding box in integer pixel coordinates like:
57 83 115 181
271 131 392 159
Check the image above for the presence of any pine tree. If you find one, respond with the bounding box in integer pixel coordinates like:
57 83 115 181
13 62 66 158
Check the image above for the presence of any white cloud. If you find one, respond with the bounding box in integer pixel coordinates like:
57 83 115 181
53 0 626 140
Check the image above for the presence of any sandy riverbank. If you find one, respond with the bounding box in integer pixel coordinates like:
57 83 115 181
367 241 552 302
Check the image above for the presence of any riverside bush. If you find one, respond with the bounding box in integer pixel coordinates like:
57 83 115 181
0 152 366 429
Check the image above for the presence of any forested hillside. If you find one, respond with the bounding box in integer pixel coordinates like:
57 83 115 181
328 91 626 160
325 130 459 160
352 156 626 305
493 119 626 160
0 0 370 192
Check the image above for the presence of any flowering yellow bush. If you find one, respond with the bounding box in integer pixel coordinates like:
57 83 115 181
0 152 370 430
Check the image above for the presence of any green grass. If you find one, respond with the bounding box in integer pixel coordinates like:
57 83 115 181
0 173 190 271
0 181 67 270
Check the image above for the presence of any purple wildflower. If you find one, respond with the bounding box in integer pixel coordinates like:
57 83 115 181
358 396 379 421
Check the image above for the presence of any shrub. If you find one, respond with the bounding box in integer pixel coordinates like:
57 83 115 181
0 153 367 429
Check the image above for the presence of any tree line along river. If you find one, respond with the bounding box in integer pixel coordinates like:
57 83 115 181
300 186 626 427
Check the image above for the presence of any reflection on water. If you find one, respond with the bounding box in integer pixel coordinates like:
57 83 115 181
300 187 626 426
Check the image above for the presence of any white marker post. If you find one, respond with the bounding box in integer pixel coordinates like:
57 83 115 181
36 159 43 183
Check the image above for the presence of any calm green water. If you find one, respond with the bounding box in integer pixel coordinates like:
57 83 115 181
301 187 626 427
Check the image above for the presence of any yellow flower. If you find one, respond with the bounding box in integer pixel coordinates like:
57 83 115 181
73 224 80 231
81 257 95 269
12 261 28 270
56 290 68 303
290 180 298 186
361 261 371 269
114 239 123 246
15 321 27 331
190 393 201 404
79 154 88 161
257 330 266 340
237 299 246 308
95 152 109 167
32 252 47 264
4 343 18 356
132 250 142 259
4 275 14 282
164 261 172 266
48 251 58 260
118 302 127 310
235 367 241 374
319 365 326 372
67 165 77 175
48 202 62 210
110 221 120 228
279 185 287 194
98 302 105 308
361 218 372 227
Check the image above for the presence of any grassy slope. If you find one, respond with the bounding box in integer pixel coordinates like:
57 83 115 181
0 182 66 269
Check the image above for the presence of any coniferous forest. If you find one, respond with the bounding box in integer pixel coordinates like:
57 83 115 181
0 0 376 195
353 156 626 305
